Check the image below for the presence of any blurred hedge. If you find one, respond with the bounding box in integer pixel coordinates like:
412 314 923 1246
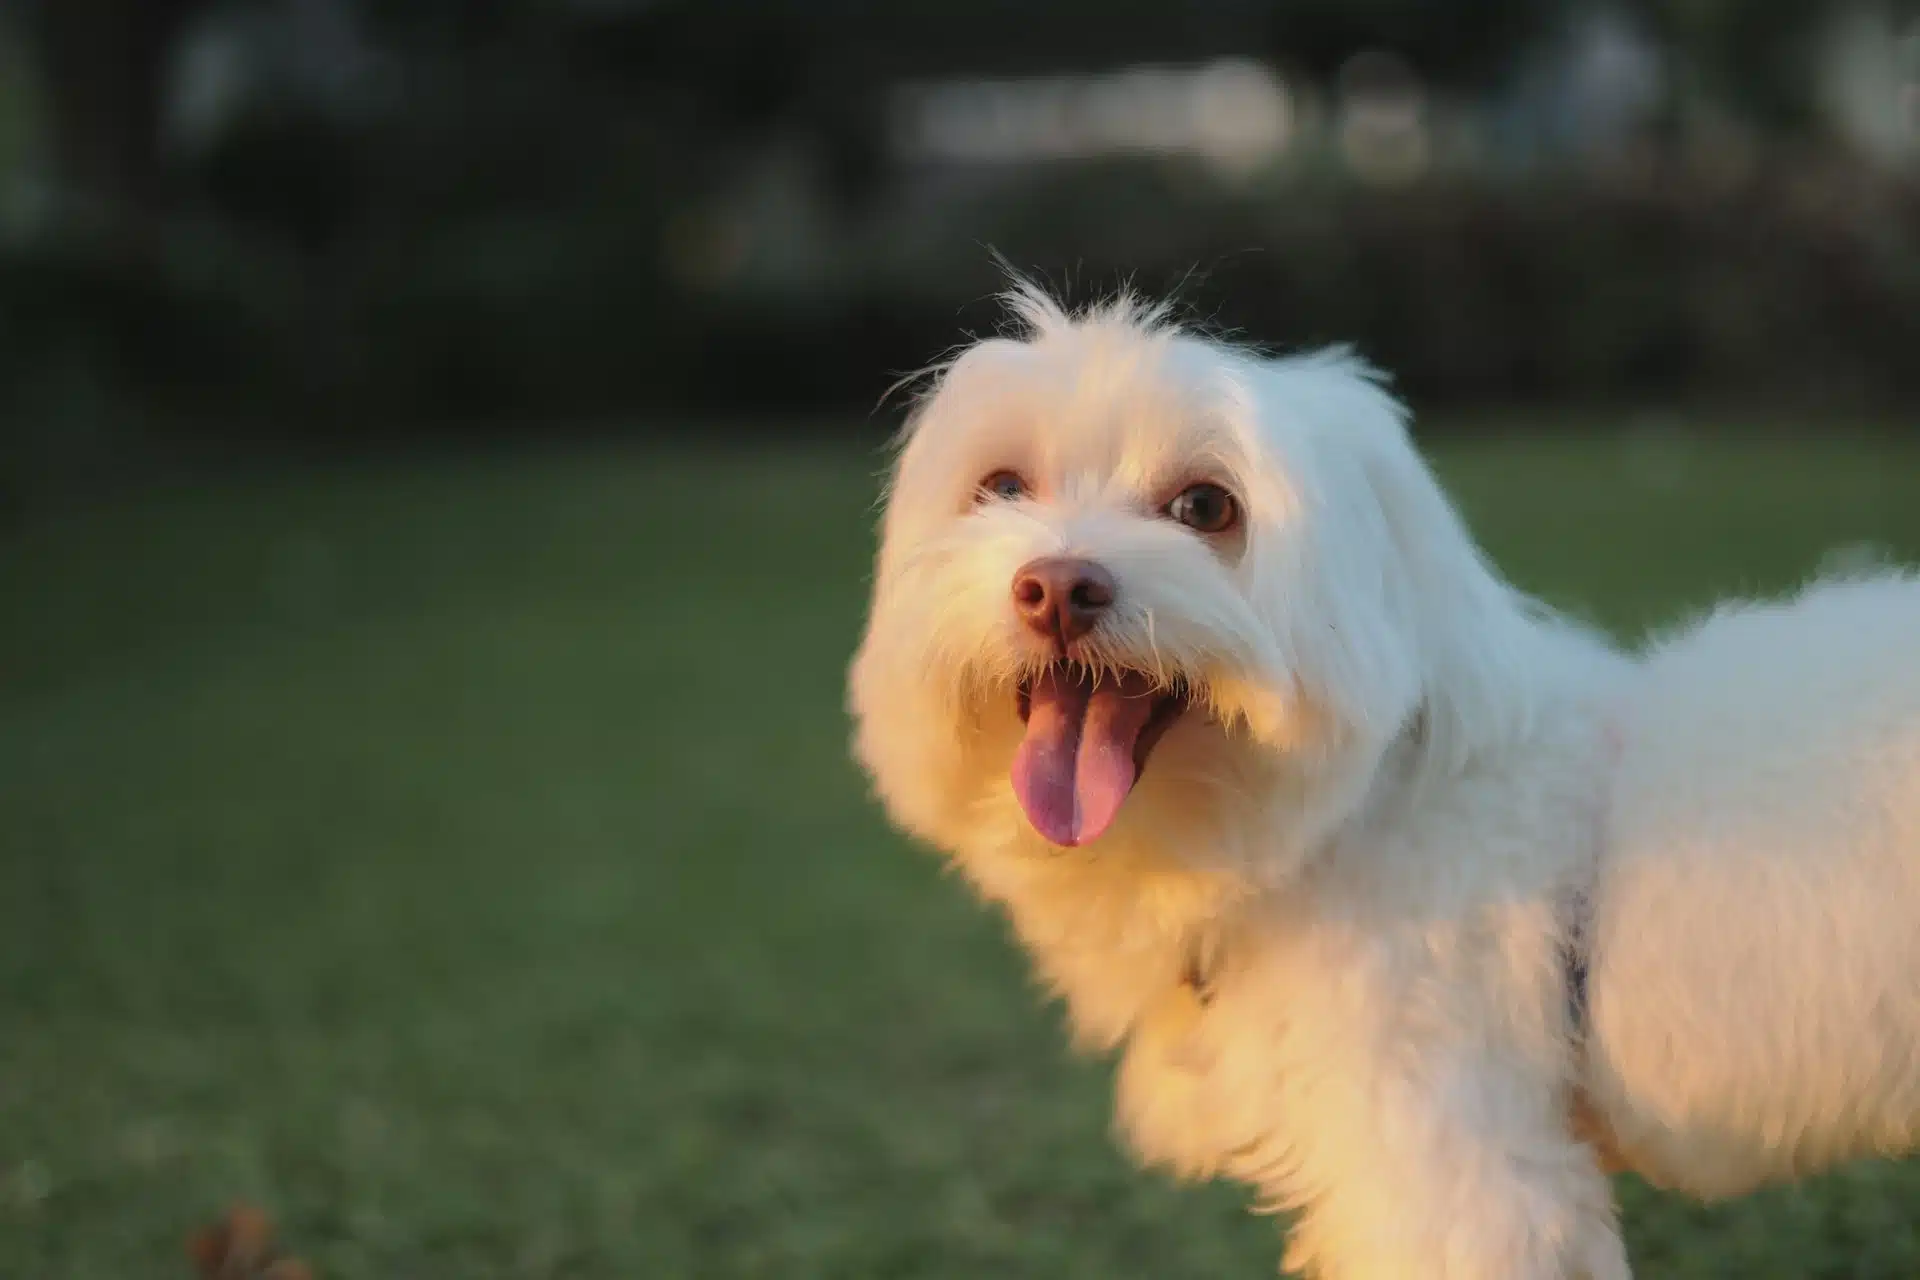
3 147 1917 479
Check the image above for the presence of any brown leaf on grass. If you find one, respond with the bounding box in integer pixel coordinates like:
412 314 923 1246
186 1202 316 1279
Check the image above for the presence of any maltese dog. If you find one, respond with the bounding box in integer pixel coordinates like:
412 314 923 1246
846 284 1920 1278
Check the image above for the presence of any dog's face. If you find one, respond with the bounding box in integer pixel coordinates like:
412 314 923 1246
850 292 1517 877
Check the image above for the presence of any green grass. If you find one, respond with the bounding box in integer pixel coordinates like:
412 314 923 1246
5 428 1920 1278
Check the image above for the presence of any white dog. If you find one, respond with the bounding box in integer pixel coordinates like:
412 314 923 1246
846 284 1920 1278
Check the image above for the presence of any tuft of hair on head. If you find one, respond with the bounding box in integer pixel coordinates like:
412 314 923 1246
990 258 1182 345
874 266 1184 459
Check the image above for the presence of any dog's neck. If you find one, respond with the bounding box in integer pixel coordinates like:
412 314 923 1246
1175 705 1443 1006
961 704 1444 1052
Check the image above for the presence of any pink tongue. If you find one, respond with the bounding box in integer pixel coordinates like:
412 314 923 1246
1011 668 1160 847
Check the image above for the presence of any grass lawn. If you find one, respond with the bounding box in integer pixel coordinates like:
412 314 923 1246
5 427 1920 1278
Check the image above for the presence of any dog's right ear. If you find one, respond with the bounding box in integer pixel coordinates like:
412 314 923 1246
848 391 989 850
846 607 973 850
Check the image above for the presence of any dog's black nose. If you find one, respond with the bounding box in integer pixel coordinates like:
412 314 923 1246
1012 556 1116 647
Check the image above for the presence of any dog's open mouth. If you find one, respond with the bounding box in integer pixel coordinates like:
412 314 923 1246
1011 665 1190 847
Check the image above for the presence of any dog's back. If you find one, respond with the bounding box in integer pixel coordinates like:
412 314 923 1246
1583 572 1920 1197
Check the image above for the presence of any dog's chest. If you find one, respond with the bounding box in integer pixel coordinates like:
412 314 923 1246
1101 893 1575 1195
1104 924 1366 1187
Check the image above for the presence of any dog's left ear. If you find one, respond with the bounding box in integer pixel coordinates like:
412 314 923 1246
1206 352 1415 764
1354 409 1541 774
1239 351 1536 777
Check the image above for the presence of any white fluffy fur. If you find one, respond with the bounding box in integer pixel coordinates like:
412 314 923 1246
846 286 1920 1278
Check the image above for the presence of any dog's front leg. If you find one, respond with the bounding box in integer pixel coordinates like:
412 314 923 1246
1274 1063 1630 1280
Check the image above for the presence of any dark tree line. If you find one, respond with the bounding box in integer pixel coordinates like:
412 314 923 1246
7 0 1843 242
0 0 1902 476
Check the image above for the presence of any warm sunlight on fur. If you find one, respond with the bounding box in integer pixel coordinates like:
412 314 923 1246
846 282 1920 1279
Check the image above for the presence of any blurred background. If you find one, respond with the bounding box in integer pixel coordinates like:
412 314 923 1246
0 0 1919 477
4 2 1920 1276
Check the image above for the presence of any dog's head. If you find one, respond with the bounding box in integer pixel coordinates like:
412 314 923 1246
849 287 1532 879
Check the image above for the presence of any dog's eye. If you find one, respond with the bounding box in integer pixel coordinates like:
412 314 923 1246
1165 482 1238 534
978 470 1027 502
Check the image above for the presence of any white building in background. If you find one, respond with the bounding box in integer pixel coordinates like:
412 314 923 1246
1489 5 1666 174
888 59 1294 179
165 0 391 160
0 10 46 239
1815 4 1920 169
